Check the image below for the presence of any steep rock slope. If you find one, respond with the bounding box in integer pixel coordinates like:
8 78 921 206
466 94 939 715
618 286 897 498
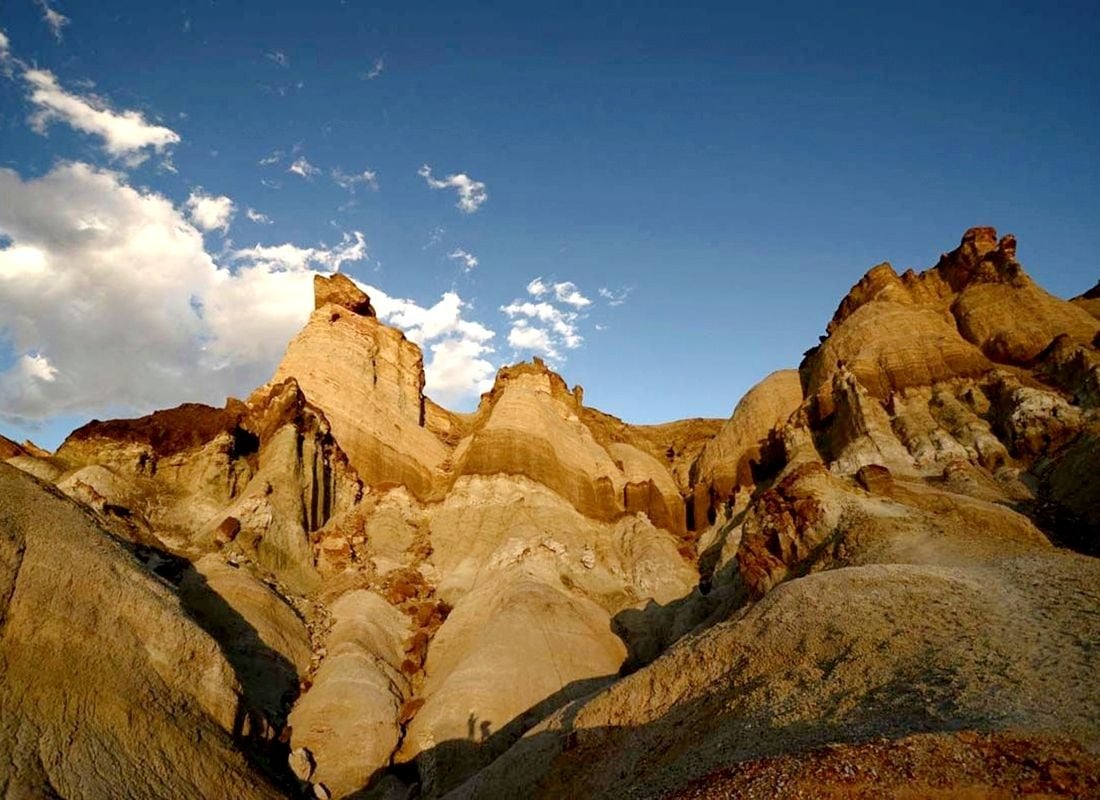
0 463 284 800
271 274 449 500
445 228 1100 798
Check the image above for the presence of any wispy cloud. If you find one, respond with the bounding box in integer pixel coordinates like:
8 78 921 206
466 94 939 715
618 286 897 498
24 69 179 164
288 156 319 179
527 277 591 308
361 56 385 80
418 164 488 213
423 226 445 250
258 149 283 166
36 0 69 42
598 286 631 307
246 208 272 225
265 49 289 67
448 248 478 272
332 167 378 192
0 30 12 74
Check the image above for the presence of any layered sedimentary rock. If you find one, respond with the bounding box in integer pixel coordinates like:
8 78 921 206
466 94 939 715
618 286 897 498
1073 279 1100 320
288 590 410 799
689 369 803 526
3 228 1098 800
452 360 688 534
272 274 448 499
47 378 359 590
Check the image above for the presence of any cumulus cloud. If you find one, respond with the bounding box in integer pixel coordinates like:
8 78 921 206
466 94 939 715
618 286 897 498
447 248 478 272
258 149 283 166
288 156 319 179
185 190 235 234
36 0 69 42
0 29 11 63
0 163 359 420
501 277 591 361
24 69 180 163
368 288 496 404
332 168 378 192
418 164 487 213
362 57 384 80
506 321 558 359
246 208 272 224
0 162 500 425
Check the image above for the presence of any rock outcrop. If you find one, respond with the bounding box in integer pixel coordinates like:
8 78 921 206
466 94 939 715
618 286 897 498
0 464 284 799
2 229 1098 800
272 289 447 500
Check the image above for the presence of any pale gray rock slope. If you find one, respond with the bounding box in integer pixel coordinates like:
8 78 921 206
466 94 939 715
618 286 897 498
0 463 284 800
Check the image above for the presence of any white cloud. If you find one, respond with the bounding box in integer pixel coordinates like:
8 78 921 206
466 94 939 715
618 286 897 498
232 230 367 273
0 162 498 424
185 190 235 234
418 164 488 213
266 50 289 67
552 281 590 308
362 57 384 80
258 149 283 166
447 248 478 272
527 276 590 307
598 286 631 306
36 0 69 42
0 29 11 64
499 276 595 360
288 156 319 179
332 168 378 192
506 321 558 360
246 208 272 225
0 162 370 422
423 226 445 250
366 287 496 405
525 280 589 308
24 69 180 163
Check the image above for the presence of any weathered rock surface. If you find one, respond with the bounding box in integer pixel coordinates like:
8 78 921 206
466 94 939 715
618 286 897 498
289 590 410 798
1073 279 1100 320
689 370 803 526
3 229 1098 800
0 463 283 799
272 293 447 500
449 550 1100 800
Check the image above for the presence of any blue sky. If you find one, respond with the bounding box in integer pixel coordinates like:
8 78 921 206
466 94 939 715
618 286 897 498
1 0 1098 450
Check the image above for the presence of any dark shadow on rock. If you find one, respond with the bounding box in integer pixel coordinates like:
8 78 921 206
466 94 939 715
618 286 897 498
123 542 302 795
398 658 1038 800
346 657 1027 800
347 675 618 799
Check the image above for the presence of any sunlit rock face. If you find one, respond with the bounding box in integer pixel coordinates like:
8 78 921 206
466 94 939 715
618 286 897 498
3 228 1099 799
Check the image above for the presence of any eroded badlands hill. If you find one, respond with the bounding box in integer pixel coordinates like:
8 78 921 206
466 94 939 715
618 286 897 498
2 230 1099 799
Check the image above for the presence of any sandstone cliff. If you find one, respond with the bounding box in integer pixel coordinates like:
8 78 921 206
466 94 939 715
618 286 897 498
2 228 1098 799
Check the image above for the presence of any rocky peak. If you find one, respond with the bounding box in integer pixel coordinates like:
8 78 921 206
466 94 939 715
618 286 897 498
314 272 376 317
933 226 1026 291
477 357 582 413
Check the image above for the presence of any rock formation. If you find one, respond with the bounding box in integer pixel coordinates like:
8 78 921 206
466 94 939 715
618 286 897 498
2 227 1098 798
